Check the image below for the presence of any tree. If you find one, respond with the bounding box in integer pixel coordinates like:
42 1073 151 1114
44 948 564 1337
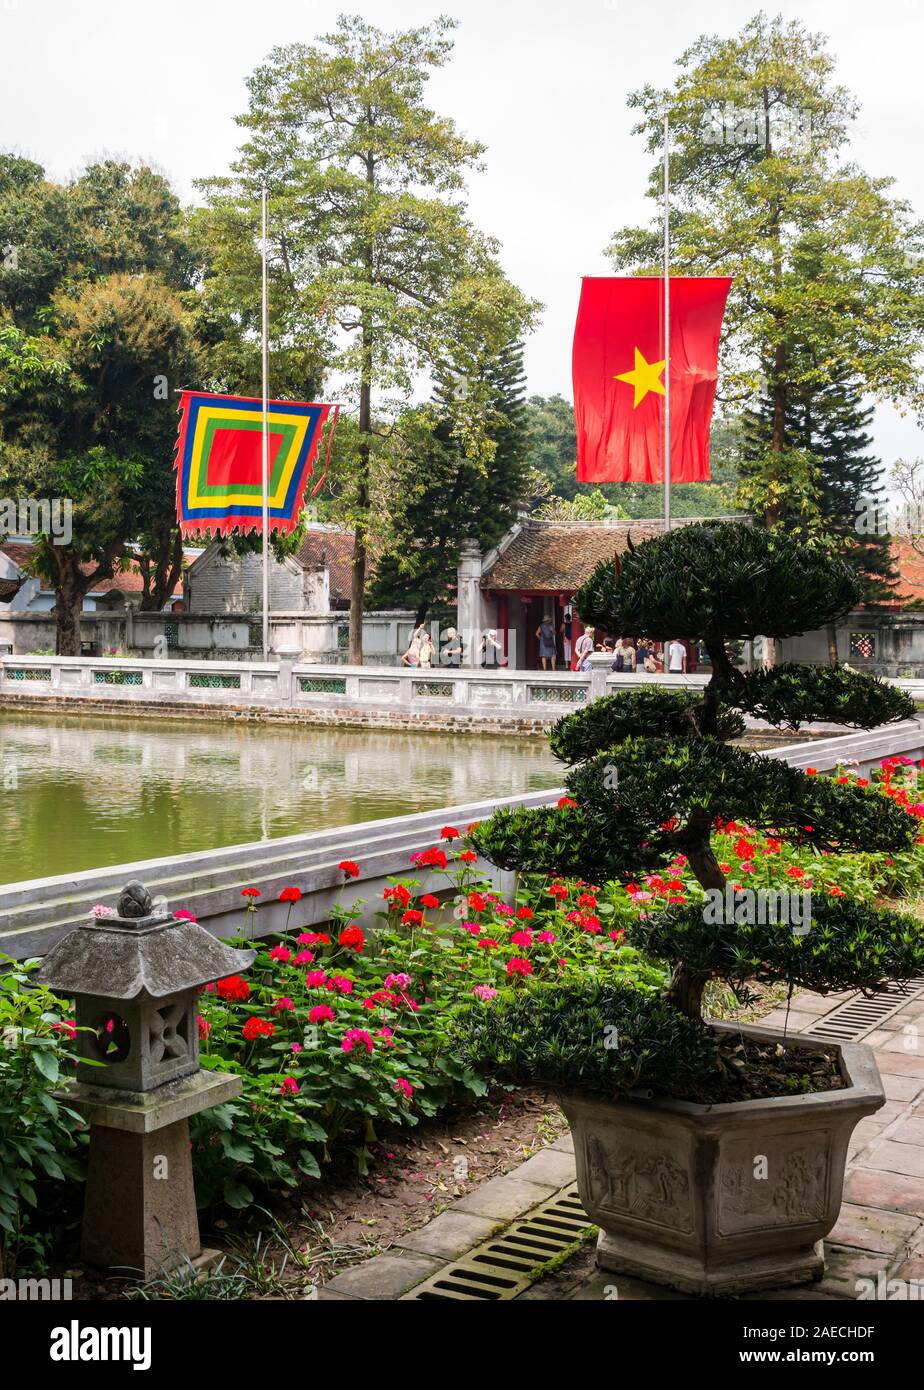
468 521 924 1025
203 14 537 663
607 14 924 546
0 158 201 651
368 337 533 621
742 366 898 661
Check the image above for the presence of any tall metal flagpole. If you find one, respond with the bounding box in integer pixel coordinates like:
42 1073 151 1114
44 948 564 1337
261 185 270 662
663 113 671 533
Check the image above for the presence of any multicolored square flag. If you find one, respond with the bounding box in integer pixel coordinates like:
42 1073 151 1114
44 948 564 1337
572 276 731 484
174 391 338 537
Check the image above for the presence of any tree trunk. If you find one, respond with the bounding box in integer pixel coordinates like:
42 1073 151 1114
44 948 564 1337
667 812 726 1021
665 966 708 1021
55 559 85 656
826 623 839 668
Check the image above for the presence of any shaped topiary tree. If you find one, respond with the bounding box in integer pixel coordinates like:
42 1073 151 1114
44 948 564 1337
470 522 924 1022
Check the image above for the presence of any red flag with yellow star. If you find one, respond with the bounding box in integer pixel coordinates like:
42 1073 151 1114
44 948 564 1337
572 276 731 484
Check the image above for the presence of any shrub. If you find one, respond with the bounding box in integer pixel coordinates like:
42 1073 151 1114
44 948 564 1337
0 958 86 1276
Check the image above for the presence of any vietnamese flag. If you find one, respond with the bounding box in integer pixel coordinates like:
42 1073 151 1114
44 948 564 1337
572 276 731 484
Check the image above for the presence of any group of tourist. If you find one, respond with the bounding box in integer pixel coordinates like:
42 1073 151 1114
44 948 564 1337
401 624 507 668
537 613 688 676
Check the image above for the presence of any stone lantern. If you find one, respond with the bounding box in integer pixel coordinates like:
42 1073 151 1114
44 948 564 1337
36 880 255 1279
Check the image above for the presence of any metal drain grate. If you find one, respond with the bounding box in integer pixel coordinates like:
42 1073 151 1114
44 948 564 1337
402 1182 594 1301
802 978 924 1042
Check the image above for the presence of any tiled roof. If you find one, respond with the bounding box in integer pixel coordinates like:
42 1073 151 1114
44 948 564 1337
296 528 356 606
886 539 924 607
481 520 666 592
1 543 186 597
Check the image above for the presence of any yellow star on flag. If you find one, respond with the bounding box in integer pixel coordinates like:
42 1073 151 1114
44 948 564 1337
614 347 666 408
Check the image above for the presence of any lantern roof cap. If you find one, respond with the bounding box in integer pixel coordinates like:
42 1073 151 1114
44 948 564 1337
35 879 255 1001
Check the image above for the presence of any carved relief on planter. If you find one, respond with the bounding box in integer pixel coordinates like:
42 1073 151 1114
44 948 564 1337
717 1131 829 1234
582 1125 693 1233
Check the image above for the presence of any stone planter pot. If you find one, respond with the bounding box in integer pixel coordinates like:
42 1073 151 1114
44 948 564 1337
559 1020 884 1296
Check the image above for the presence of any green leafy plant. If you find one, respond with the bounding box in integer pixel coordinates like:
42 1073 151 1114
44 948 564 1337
0 957 86 1276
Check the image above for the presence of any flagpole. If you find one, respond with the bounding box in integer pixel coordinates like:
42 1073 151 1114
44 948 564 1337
663 113 671 533
261 184 270 663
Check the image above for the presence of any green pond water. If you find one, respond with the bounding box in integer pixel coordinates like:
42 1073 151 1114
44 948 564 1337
0 710 562 886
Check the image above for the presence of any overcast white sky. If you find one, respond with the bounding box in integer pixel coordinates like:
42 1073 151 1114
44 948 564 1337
2 0 922 465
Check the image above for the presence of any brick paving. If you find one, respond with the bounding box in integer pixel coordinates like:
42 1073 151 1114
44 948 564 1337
320 986 924 1301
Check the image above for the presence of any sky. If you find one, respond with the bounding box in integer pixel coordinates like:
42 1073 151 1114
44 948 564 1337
2 0 922 466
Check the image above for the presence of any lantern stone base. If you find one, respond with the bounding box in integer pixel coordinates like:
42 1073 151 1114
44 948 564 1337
57 1068 244 1280
82 1119 201 1278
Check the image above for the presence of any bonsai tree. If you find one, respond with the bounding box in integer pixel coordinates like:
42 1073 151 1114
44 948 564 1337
464 522 924 1075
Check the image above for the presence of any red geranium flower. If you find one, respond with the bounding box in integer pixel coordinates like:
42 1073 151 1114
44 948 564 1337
420 894 439 909
402 910 424 927
459 850 478 863
516 907 534 920
242 1017 275 1041
339 924 365 952
420 847 448 870
216 975 250 1002
548 884 569 900
384 884 412 909
440 826 460 840
241 887 261 899
309 1004 335 1024
468 893 487 914
279 886 302 903
557 796 578 810
507 957 533 978
339 860 360 879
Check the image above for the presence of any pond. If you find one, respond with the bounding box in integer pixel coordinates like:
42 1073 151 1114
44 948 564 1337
0 710 562 885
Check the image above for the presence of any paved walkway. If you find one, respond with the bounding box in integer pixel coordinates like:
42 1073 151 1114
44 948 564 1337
320 987 924 1301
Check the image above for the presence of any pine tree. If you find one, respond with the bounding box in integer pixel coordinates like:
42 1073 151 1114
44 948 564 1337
742 368 897 603
368 339 532 621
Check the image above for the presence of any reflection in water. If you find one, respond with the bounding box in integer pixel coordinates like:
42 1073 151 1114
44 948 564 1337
0 711 561 885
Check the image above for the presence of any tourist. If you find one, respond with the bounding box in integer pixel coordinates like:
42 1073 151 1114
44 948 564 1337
418 630 435 667
620 638 637 673
573 626 594 671
442 627 463 667
481 629 506 667
667 638 687 673
560 604 574 667
536 613 557 671
401 632 421 666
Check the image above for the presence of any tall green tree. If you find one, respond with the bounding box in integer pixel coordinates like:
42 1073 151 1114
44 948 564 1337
607 13 924 540
743 367 897 661
368 338 532 620
0 158 200 650
202 14 537 662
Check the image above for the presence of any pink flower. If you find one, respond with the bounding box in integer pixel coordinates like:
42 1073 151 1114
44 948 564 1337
304 970 328 988
280 1076 300 1096
460 921 483 936
293 950 315 965
91 904 116 918
510 930 533 948
537 930 557 943
630 891 652 904
394 1078 414 1100
309 1004 335 1024
473 984 498 1001
291 1042 303 1052
376 1026 395 1048
331 976 354 995
269 944 291 964
384 972 411 990
271 997 294 1015
341 1028 374 1055
175 909 198 922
